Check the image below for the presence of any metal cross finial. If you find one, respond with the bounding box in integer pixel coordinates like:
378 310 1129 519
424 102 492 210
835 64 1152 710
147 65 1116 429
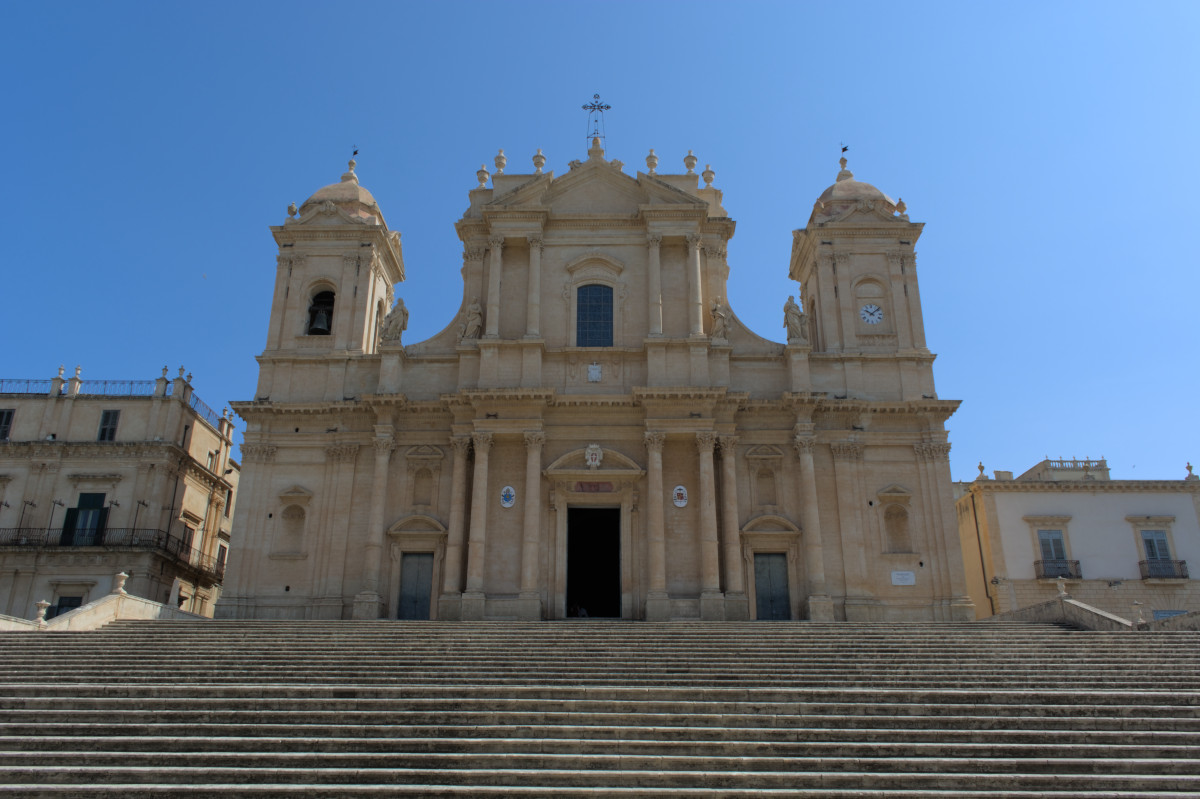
582 93 611 147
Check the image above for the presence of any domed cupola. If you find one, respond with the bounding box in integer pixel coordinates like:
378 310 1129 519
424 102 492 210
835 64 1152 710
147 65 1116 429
809 157 897 224
297 159 386 225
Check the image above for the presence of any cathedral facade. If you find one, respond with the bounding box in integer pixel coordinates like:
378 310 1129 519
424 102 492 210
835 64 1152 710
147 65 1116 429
221 139 974 622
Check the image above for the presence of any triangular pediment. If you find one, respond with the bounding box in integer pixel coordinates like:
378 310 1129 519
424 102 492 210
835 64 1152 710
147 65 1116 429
487 160 706 216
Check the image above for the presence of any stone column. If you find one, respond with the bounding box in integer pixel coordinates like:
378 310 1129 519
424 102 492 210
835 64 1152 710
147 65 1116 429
831 441 871 619
793 434 832 620
354 426 393 618
646 233 663 336
917 442 976 620
484 235 504 338
519 431 544 604
643 432 669 621
462 432 493 619
686 233 704 337
525 236 542 337
441 436 471 598
717 436 745 594
696 432 723 619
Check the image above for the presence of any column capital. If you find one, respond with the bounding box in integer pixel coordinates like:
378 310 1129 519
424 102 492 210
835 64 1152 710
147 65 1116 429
717 435 739 454
372 437 395 455
685 232 703 248
793 435 817 457
325 443 359 463
523 430 545 450
644 431 666 453
830 441 863 461
450 435 472 457
914 442 951 462
471 432 494 453
526 234 544 251
487 234 505 249
646 232 662 247
695 431 717 454
463 246 486 264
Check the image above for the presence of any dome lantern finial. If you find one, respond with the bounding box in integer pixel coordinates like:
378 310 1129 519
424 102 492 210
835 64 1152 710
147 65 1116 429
342 159 359 185
836 156 853 182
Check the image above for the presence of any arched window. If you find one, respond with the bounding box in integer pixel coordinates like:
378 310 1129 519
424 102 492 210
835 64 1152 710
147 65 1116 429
307 291 335 335
755 468 777 506
576 284 613 347
413 468 433 507
282 504 306 539
884 504 912 553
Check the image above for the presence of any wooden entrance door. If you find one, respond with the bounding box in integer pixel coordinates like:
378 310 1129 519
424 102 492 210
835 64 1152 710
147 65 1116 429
754 553 790 620
397 553 434 619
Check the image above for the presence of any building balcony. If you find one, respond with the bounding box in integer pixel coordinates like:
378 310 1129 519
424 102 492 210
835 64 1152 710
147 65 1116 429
1139 560 1189 580
0 527 225 584
1034 559 1082 579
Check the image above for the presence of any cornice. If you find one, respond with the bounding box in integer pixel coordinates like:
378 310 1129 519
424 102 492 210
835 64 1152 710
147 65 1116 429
969 479 1200 494
461 389 556 404
632 387 728 402
231 400 378 419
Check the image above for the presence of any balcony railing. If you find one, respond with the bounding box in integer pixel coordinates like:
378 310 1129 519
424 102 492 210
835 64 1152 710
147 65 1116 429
1139 559 1189 580
0 379 54 395
76 380 157 396
0 527 225 583
1034 559 1082 579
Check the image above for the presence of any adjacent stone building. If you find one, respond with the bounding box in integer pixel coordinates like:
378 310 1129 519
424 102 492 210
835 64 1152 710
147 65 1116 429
957 457 1200 619
222 140 974 622
0 367 239 619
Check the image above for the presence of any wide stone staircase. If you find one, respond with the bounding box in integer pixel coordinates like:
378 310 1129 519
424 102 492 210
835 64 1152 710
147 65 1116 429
0 620 1198 797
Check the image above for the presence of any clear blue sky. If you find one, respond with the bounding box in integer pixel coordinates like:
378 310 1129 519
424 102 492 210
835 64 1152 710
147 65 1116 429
2 2 1197 481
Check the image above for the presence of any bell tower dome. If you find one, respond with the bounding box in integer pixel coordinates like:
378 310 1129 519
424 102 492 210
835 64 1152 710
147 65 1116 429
256 160 405 402
789 158 934 400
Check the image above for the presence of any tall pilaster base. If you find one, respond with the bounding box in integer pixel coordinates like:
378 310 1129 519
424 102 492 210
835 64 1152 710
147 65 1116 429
437 593 462 621
645 593 671 622
723 592 750 621
700 590 726 621
460 591 486 621
351 591 383 620
806 594 835 621
515 593 543 620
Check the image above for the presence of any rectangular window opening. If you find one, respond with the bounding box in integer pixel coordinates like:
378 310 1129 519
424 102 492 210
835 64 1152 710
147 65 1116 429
97 410 120 442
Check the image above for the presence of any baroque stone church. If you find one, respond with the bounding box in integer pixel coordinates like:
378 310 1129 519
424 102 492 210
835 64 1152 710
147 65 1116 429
220 137 974 622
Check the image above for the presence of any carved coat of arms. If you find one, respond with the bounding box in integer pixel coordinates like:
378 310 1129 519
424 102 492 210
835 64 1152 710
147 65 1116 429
585 443 603 470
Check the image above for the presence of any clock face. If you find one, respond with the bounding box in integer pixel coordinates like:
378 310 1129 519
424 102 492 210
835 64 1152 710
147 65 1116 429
859 304 884 325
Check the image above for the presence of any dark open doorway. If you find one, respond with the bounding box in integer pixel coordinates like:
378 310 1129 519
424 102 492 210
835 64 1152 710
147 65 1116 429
567 507 621 618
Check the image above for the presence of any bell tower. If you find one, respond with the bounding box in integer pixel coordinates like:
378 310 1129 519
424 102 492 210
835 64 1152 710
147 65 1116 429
256 160 405 402
789 158 934 400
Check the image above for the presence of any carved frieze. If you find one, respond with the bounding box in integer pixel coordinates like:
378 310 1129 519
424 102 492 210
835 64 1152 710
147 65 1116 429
325 444 359 463
829 442 863 461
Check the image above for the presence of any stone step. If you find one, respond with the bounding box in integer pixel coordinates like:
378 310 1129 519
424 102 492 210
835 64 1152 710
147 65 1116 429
6 723 1198 749
4 751 1199 777
1 734 1196 759
4 764 1200 791
5 786 1200 798
5 696 1198 720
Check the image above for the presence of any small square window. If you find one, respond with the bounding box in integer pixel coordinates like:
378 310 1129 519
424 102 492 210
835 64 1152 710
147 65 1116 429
97 410 120 442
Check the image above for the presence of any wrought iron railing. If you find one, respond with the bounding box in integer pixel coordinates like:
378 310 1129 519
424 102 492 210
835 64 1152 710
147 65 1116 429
76 380 157 396
0 379 54 395
1139 559 1189 580
1034 559 1082 579
0 527 224 582
188 393 221 428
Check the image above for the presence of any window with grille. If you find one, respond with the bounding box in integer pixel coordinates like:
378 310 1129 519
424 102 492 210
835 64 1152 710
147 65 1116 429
576 284 613 347
97 410 120 441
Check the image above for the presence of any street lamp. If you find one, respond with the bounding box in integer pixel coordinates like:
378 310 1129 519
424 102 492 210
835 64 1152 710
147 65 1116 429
132 499 149 533
17 500 36 530
45 499 65 534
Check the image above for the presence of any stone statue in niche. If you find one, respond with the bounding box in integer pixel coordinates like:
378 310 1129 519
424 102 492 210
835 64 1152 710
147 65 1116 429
710 297 730 341
460 297 482 341
784 295 808 343
381 299 409 343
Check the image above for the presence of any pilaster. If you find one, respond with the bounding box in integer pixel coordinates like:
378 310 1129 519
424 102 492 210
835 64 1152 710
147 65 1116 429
696 432 724 619
643 431 669 621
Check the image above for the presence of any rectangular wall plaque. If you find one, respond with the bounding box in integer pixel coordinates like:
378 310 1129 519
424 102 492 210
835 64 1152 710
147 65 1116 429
891 570 916 586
